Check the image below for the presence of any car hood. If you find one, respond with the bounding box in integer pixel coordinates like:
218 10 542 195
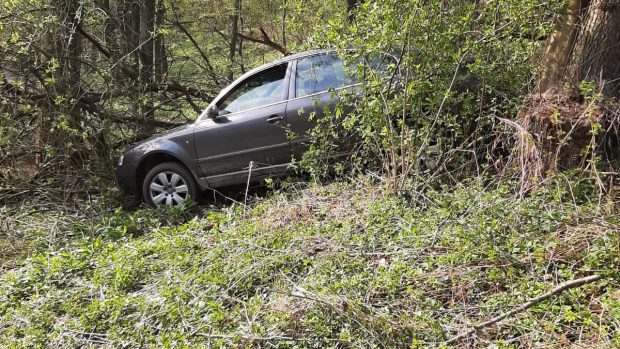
122 123 195 156
150 123 195 140
134 123 195 146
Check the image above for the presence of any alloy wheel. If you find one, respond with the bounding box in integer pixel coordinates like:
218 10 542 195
148 171 189 206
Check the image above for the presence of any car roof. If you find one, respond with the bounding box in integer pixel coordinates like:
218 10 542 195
239 49 327 78
277 49 328 63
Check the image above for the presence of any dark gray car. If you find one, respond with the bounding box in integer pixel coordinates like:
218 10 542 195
115 49 394 207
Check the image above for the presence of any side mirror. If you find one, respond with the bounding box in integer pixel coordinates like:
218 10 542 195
206 105 220 119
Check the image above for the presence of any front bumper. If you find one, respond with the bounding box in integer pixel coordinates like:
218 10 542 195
115 164 139 196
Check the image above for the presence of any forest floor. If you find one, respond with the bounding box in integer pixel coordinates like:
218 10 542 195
0 176 619 348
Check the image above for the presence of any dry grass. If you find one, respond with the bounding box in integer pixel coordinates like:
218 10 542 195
515 90 620 191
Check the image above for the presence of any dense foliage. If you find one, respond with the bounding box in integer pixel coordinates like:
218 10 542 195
301 0 565 188
1 0 568 196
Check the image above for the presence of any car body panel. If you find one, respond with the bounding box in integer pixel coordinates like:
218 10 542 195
116 125 204 194
192 61 294 186
115 164 138 194
193 100 291 186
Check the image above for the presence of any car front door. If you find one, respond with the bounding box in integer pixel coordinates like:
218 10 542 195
194 63 292 186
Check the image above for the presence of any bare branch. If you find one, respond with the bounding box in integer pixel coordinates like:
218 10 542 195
237 27 289 55
444 274 604 345
76 24 111 58
169 19 221 86
164 79 206 113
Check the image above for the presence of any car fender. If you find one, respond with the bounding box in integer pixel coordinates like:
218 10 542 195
134 139 207 190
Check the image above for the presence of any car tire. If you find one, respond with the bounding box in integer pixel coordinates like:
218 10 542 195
142 162 198 207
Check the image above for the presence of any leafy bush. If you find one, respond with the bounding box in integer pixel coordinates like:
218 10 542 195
299 0 564 189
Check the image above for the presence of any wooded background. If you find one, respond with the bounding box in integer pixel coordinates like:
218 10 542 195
2 0 620 199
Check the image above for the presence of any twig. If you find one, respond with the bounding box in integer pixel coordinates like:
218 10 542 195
169 19 221 85
244 161 254 216
444 274 603 346
195 332 299 341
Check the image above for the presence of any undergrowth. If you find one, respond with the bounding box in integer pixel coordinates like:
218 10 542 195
0 176 619 348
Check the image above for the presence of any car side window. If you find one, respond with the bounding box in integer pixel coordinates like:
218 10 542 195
365 53 398 77
295 53 355 98
218 64 287 114
295 53 398 98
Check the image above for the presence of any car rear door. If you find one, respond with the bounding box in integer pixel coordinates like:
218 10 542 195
193 62 292 186
284 53 357 159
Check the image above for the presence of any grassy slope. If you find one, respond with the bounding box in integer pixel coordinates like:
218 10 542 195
0 178 619 348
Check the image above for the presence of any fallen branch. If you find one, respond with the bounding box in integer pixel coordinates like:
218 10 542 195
164 78 211 113
76 24 111 58
111 114 187 129
444 274 603 346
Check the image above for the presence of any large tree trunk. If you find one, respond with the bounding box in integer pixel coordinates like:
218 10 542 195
520 0 620 188
540 0 620 94
539 0 585 91
568 0 620 94
139 0 156 136
117 0 141 66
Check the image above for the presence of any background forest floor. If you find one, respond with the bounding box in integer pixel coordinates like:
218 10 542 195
1 175 619 348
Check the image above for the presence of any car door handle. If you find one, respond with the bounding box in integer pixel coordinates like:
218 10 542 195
267 115 284 124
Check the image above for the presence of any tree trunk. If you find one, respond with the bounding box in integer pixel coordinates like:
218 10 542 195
154 0 168 84
539 0 586 91
228 16 239 81
139 0 156 136
63 0 82 91
568 0 620 94
239 20 245 74
57 0 83 130
282 0 287 49
520 0 620 187
139 0 155 88
228 0 241 81
116 0 141 65
540 0 620 95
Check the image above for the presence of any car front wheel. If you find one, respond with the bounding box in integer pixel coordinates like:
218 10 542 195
142 162 198 207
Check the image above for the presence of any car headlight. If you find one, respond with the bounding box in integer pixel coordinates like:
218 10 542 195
118 155 124 166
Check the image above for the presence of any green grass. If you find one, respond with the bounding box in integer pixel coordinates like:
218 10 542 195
0 177 619 348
